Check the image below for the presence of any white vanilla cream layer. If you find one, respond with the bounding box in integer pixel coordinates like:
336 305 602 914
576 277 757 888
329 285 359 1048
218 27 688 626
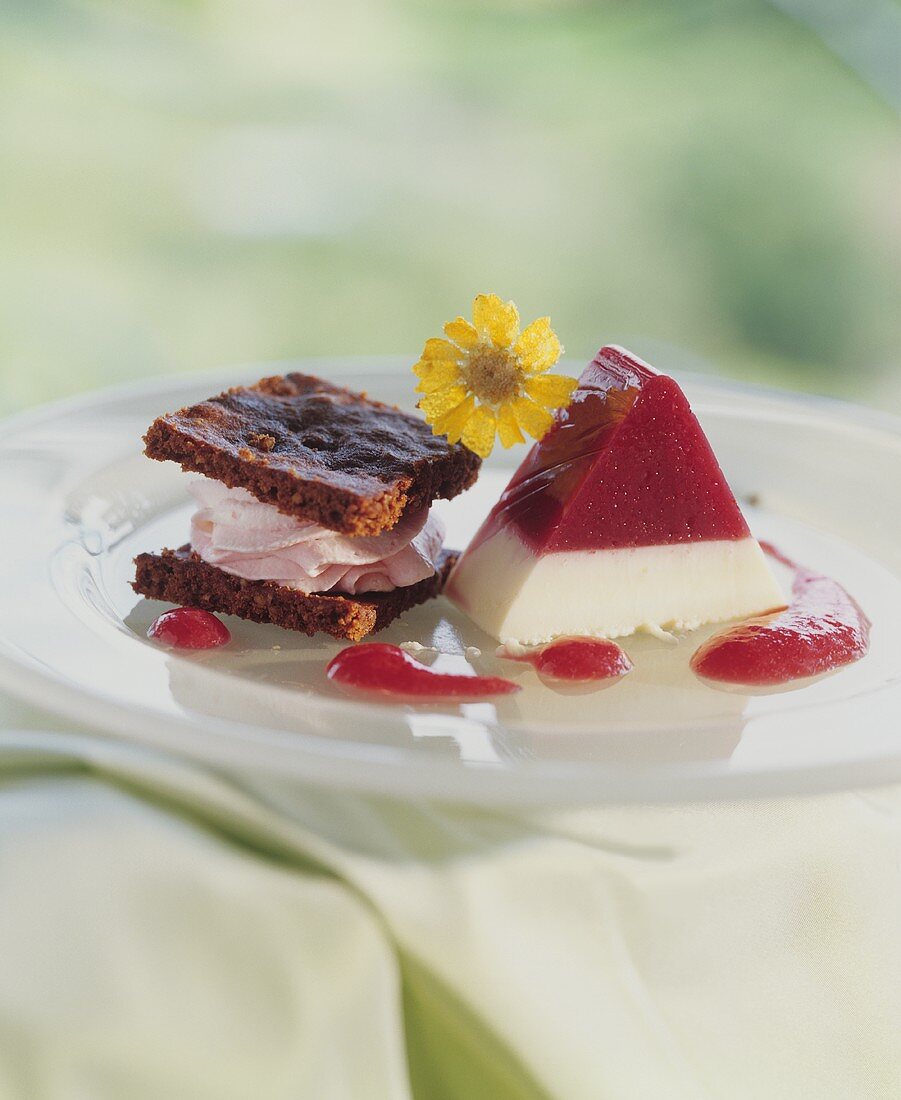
189 478 445 595
446 527 786 645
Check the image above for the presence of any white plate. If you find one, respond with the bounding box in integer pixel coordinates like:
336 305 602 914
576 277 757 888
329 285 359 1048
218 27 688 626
1 359 900 805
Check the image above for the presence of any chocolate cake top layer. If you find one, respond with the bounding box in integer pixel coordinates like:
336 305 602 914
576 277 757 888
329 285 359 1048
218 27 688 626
143 373 481 536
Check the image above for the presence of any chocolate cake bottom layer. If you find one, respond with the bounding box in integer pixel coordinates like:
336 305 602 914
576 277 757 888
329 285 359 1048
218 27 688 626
133 545 457 642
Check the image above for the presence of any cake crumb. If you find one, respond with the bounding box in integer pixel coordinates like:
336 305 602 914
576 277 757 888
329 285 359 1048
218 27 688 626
464 646 482 659
400 641 439 655
249 432 276 452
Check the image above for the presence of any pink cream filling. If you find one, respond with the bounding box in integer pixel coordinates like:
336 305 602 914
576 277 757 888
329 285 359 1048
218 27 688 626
188 478 445 595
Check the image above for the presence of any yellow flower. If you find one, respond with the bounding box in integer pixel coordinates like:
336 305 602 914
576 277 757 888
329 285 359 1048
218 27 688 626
413 294 577 458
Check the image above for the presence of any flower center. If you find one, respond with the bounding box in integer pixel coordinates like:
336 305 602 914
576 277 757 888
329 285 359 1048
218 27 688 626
464 344 522 406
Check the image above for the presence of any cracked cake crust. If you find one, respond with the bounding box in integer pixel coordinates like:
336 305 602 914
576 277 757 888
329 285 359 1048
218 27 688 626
143 373 480 535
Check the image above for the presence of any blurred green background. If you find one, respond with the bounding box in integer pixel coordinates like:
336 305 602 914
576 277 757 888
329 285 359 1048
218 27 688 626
1 0 898 416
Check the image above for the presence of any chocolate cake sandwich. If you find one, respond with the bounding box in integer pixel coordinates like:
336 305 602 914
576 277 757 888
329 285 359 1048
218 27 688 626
133 373 481 640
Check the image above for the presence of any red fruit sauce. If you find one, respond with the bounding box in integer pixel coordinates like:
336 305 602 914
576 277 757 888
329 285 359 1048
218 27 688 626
147 607 231 650
326 643 520 702
466 346 750 556
499 637 632 684
691 544 870 687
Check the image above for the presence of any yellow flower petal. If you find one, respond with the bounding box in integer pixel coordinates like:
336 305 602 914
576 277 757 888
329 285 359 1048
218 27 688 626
510 395 555 441
514 317 563 373
418 385 469 420
414 360 463 393
444 317 480 351
497 404 525 448
432 395 476 444
472 294 520 349
461 404 497 458
413 356 457 379
525 373 578 410
421 337 462 362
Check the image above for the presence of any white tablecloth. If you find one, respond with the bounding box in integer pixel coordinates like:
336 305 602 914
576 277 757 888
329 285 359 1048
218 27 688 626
0 700 899 1099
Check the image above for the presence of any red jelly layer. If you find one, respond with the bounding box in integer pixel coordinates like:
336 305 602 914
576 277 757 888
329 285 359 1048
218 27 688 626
468 345 750 555
691 553 870 686
147 607 231 649
326 643 520 701
500 636 632 683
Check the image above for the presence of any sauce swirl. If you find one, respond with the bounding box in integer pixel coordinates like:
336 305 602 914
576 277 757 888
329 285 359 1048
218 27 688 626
691 545 870 687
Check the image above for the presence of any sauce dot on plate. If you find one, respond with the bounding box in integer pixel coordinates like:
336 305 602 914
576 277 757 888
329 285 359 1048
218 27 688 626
498 636 632 684
326 643 519 702
147 607 231 650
